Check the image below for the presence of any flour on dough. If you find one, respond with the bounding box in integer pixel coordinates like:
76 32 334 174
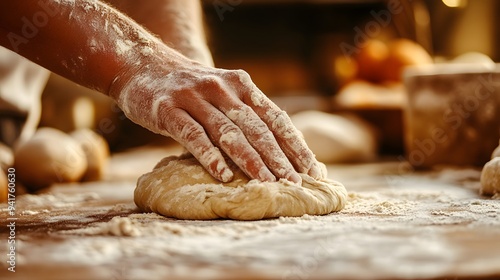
134 154 347 220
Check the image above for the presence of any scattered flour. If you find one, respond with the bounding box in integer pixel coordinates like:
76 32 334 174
109 203 138 213
20 186 499 279
3 163 500 280
16 192 100 209
21 209 50 216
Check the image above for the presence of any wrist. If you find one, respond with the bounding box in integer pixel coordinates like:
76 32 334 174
107 45 203 135
108 43 190 100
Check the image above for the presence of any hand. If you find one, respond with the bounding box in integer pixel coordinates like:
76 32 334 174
109 56 324 184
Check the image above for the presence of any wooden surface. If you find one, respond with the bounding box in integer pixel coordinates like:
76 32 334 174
1 145 499 280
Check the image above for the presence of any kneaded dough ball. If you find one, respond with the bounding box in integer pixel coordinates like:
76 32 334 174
0 169 7 203
70 128 110 181
452 52 495 67
480 157 500 196
491 141 500 159
382 39 433 82
135 154 347 220
291 110 378 163
14 127 87 191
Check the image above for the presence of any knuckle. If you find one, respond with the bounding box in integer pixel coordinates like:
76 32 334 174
227 106 271 139
197 75 223 91
154 103 177 134
225 69 250 80
179 123 205 142
235 69 251 81
195 75 229 100
225 69 253 89
218 121 239 135
218 123 243 145
248 120 271 138
268 108 287 123
246 89 267 108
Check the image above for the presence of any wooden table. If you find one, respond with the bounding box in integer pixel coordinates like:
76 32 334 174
1 145 499 280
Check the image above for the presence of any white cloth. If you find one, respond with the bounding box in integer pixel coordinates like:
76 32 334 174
0 47 49 146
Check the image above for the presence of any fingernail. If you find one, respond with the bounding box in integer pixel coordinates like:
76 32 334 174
220 167 234 183
259 169 276 182
288 172 302 185
309 163 323 180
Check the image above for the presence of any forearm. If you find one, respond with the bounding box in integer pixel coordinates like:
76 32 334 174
0 0 189 94
105 0 214 66
0 1 322 184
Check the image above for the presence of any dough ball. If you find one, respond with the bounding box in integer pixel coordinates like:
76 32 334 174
135 154 347 220
333 80 406 109
480 157 500 196
0 142 13 172
0 169 7 203
70 128 110 181
356 39 389 83
491 141 500 159
14 127 87 191
291 110 378 163
452 52 495 67
382 39 433 82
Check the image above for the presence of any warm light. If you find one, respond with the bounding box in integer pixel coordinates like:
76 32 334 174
442 0 467 8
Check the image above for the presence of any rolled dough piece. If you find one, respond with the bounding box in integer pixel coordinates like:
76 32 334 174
14 127 87 191
291 111 377 163
135 154 347 220
480 157 500 196
491 140 500 159
70 128 110 182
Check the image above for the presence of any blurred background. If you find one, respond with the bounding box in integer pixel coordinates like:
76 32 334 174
39 0 500 163
204 0 498 95
200 0 500 159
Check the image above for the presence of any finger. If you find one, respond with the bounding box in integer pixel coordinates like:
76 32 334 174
158 107 234 182
222 103 302 184
186 100 277 182
198 71 301 183
243 88 324 180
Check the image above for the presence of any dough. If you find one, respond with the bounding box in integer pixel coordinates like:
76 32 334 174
452 52 495 67
70 128 110 181
333 80 406 109
291 111 377 163
480 157 500 196
491 141 500 159
135 154 347 220
14 127 87 191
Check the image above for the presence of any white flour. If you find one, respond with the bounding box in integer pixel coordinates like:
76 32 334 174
2 144 500 280
4 171 498 280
